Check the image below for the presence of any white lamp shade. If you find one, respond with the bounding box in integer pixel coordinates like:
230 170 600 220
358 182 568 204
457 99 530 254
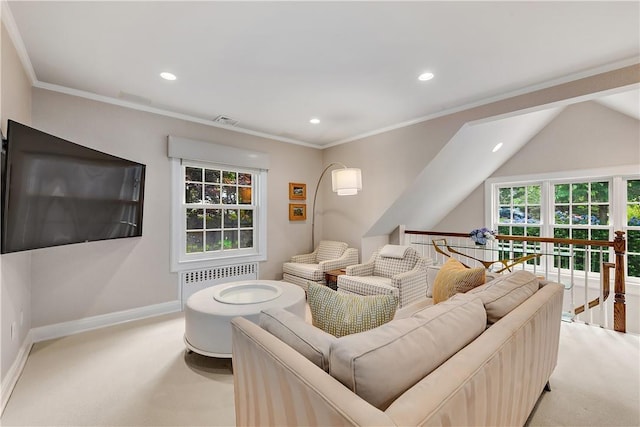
331 168 362 196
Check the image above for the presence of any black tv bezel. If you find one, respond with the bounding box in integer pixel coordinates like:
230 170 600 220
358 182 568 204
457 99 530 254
1 120 146 254
1 133 6 241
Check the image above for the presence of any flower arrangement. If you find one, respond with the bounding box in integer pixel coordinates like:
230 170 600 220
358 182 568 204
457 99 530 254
469 227 496 245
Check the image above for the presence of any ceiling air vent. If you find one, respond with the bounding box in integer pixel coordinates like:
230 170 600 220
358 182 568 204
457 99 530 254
213 115 239 126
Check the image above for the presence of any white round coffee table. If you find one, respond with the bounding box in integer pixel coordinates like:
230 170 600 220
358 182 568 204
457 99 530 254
184 280 306 358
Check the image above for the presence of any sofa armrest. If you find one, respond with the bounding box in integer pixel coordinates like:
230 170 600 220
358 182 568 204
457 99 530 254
291 252 316 263
391 268 428 307
346 260 375 277
231 317 395 426
391 265 427 282
319 248 359 272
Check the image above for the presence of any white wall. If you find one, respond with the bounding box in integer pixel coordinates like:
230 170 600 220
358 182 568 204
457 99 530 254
321 66 640 251
28 88 322 327
1 21 33 384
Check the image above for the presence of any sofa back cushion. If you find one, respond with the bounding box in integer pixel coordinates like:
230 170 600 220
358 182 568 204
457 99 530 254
259 307 337 372
373 247 420 278
315 240 348 262
468 270 539 324
328 293 486 410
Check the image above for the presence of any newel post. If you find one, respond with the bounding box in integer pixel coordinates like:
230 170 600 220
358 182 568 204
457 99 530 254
613 231 626 333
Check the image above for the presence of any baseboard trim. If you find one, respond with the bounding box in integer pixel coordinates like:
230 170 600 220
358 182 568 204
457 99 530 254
30 300 182 343
1 331 34 416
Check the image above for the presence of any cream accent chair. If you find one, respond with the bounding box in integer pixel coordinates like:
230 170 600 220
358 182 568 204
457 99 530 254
283 240 359 292
337 245 433 308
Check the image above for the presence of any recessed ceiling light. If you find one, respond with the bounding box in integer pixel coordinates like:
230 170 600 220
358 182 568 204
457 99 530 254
492 142 504 153
310 118 320 124
160 72 177 81
418 72 434 81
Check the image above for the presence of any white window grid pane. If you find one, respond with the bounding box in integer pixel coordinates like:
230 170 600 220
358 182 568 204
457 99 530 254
551 180 613 274
495 184 542 229
183 165 256 255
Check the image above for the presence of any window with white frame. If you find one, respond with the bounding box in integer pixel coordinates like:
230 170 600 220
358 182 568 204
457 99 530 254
183 163 256 256
168 136 268 272
488 167 639 280
496 183 542 236
495 183 542 267
551 180 612 274
626 179 640 278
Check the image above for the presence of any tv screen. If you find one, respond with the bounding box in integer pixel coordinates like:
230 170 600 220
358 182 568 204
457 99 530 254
1 120 145 254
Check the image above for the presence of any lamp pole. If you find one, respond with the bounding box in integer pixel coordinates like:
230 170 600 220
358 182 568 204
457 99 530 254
311 162 346 250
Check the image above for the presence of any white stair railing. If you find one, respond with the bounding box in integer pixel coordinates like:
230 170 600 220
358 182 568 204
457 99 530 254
403 229 627 332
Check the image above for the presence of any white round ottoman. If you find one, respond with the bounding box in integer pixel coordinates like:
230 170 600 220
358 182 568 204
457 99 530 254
184 280 306 358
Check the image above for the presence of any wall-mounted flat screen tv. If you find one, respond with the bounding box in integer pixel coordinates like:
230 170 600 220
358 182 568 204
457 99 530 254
1 120 145 254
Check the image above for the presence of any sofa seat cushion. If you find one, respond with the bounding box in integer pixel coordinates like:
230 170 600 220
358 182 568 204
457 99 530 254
432 258 485 303
307 283 398 338
329 293 486 410
337 275 396 295
282 262 324 281
259 307 337 372
468 270 539 324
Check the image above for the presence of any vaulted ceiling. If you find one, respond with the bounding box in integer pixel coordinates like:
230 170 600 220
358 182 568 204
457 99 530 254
4 1 639 147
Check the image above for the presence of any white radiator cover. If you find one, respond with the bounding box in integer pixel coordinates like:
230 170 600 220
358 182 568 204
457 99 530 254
180 263 258 308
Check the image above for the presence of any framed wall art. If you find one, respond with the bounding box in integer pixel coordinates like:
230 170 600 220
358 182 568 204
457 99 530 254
289 182 306 200
289 203 306 221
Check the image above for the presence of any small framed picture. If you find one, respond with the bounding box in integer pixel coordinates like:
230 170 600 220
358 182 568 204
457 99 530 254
289 203 306 221
289 182 306 200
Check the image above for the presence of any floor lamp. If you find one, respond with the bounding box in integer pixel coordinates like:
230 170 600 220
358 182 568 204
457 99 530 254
311 162 362 249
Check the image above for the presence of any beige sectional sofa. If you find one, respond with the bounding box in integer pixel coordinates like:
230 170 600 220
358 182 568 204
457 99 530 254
231 271 564 426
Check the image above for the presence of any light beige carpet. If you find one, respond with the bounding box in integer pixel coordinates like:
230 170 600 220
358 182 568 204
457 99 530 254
526 321 640 427
1 311 638 426
1 313 235 426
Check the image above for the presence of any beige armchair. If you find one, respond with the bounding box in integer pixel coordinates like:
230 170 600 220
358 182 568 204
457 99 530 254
283 240 359 292
337 245 433 307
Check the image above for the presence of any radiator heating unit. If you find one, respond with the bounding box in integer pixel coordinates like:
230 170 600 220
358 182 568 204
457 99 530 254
180 262 258 308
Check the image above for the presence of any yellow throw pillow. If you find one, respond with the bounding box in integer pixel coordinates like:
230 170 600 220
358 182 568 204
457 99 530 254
307 282 398 338
432 258 485 304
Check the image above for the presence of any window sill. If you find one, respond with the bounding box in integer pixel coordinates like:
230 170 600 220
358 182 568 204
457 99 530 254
171 253 266 273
